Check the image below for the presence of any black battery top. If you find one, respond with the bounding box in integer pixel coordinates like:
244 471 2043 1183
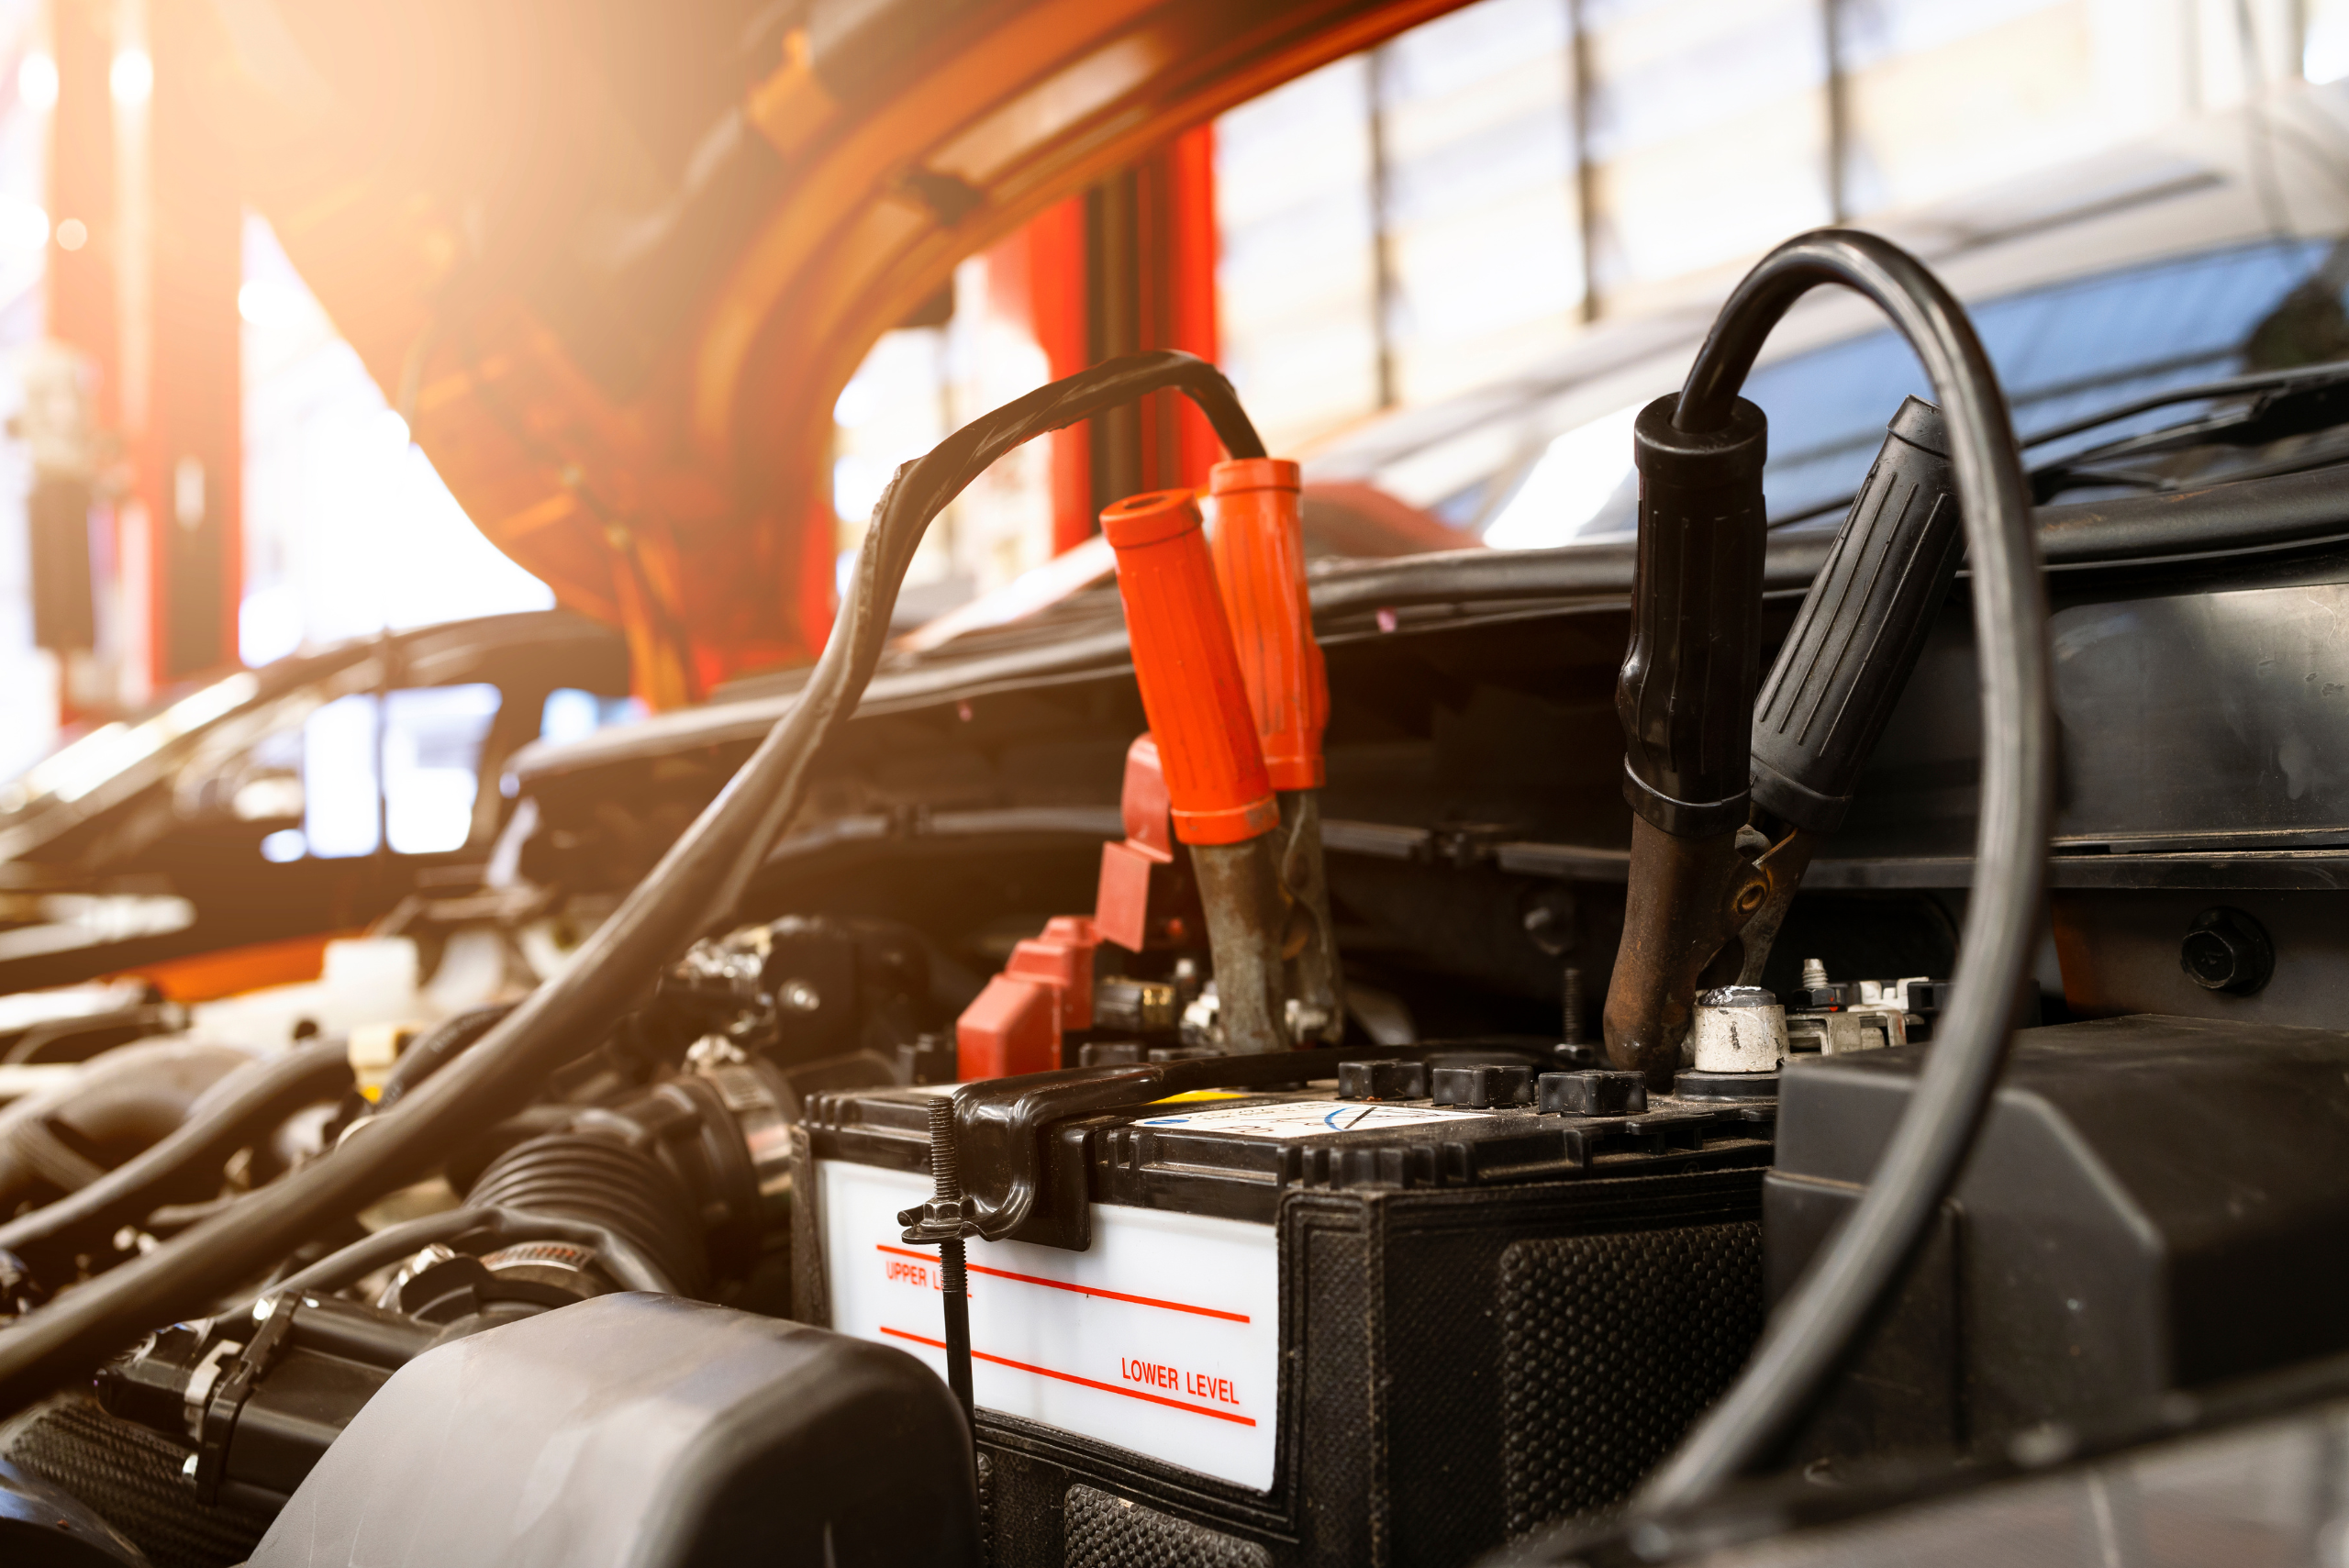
804 1057 1772 1238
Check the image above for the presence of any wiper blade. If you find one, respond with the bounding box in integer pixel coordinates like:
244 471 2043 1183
2016 354 2349 450
1768 357 2349 529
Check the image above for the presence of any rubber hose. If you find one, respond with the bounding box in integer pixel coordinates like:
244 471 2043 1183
0 1041 250 1208
0 1038 352 1281
0 350 1263 1409
466 1131 710 1298
368 1005 515 1116
260 1205 674 1302
1632 229 2053 1512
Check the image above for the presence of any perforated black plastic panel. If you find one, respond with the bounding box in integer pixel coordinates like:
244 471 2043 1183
0 1394 272 1568
978 1451 995 1568
1063 1485 1272 1568
1498 1220 1765 1536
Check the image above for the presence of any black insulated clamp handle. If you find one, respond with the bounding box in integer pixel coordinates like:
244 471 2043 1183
1618 393 1770 837
1751 396 1960 834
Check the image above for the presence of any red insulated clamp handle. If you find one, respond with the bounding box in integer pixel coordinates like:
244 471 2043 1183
1208 459 1328 791
1101 489 1279 845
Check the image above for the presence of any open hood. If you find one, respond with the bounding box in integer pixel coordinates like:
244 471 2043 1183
203 0 1462 706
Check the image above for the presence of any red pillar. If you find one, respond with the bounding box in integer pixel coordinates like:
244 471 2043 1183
40 0 117 720
48 0 241 704
1136 123 1221 496
1022 196 1093 555
139 0 242 684
46 2 116 412
1008 123 1221 556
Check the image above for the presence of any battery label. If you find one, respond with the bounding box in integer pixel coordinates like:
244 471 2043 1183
819 1160 1280 1489
1132 1097 1492 1140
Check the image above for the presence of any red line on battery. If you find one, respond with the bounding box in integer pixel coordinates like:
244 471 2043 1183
874 1244 1249 1323
878 1326 1258 1427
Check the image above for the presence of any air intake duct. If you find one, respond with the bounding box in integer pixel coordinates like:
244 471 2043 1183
468 1132 711 1299
462 1073 770 1302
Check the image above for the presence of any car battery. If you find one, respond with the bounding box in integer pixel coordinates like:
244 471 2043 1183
792 1048 1774 1568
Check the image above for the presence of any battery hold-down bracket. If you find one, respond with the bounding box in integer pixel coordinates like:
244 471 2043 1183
843 1045 1771 1254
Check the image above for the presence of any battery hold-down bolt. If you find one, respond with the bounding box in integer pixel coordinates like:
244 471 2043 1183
2180 906 2274 995
896 1097 975 1444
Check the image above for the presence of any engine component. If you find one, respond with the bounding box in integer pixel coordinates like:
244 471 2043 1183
363 1005 509 1117
90 1198 689 1514
243 1295 982 1568
662 914 938 1068
461 1073 773 1299
1766 1015 2349 1463
101 1292 440 1508
2 1394 275 1567
957 735 1203 1078
0 1040 253 1222
0 985 184 1067
0 1039 352 1287
78 1038 796 1518
805 1050 1772 1561
0 1449 149 1564
1101 487 1291 1054
1208 457 1343 1043
467 1130 715 1297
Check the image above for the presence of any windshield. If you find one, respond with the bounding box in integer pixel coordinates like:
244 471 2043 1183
1485 235 2349 543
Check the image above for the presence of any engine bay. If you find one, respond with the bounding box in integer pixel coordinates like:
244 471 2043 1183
3 231 2349 1568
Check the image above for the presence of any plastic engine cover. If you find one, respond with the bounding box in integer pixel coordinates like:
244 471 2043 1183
248 1292 980 1568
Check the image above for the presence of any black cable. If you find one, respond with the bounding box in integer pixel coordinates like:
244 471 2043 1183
0 1039 352 1282
0 349 1262 1412
258 1205 673 1301
367 1005 515 1116
1638 229 2053 1512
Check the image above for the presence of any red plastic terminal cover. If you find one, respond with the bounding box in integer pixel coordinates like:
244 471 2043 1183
1096 735 1174 953
955 915 1100 1080
1100 489 1279 846
1208 458 1328 791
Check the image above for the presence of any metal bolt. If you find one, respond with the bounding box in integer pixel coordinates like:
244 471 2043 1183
685 1035 748 1069
778 979 822 1014
1561 967 1586 1046
927 1097 974 1433
1801 957 1830 992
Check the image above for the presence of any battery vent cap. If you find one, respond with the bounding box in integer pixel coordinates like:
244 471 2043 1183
1337 1060 1428 1101
1540 1070 1649 1117
1430 1063 1534 1108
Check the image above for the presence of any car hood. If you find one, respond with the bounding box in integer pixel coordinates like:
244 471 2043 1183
207 6 2349 714
207 0 1462 709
